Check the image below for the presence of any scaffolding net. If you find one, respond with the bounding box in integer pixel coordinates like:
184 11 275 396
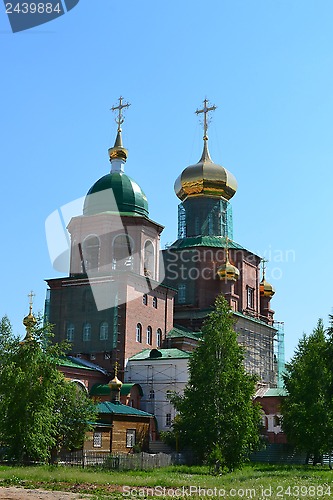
178 198 233 239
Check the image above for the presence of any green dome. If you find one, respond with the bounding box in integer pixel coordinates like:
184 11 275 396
83 172 149 217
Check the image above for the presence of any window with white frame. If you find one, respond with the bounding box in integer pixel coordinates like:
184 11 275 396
93 432 102 448
136 323 142 343
166 413 172 427
126 429 136 448
156 328 162 347
147 326 152 345
143 294 148 306
66 323 75 342
99 321 108 340
82 322 91 341
247 286 255 309
152 297 157 309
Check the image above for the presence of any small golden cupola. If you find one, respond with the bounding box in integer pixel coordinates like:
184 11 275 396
260 259 275 298
22 291 37 342
217 238 240 282
174 99 238 202
108 362 123 403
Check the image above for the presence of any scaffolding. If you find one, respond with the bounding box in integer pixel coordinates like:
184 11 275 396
273 321 285 388
177 198 233 240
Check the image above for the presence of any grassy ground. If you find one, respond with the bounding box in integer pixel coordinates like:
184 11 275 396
0 463 332 499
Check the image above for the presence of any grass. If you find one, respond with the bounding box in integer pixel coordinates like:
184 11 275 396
0 463 332 498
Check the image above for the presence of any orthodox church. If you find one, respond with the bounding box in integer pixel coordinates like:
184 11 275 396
45 97 282 417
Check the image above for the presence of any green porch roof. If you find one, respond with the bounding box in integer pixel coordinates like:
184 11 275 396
167 325 202 341
129 348 191 361
96 401 152 417
90 383 143 397
57 356 97 372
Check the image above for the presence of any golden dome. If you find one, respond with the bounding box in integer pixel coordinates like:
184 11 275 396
260 279 275 298
108 375 123 391
108 129 128 162
217 249 240 282
174 140 237 202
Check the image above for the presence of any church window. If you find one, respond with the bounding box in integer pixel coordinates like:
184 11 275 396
99 322 108 340
147 326 152 345
66 323 75 342
153 297 157 309
144 240 154 278
247 287 254 309
136 323 142 343
166 413 172 427
82 322 91 341
143 294 148 306
93 432 102 448
113 234 134 270
149 389 155 399
126 429 136 448
82 235 100 272
156 328 162 347
178 284 186 304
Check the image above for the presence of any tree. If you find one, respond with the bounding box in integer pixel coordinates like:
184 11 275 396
281 319 333 463
0 316 97 463
172 296 262 471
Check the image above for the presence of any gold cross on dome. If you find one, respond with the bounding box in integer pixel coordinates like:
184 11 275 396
195 98 217 140
28 290 35 314
111 96 131 132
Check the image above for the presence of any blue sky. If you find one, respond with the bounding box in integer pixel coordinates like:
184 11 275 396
1 0 333 360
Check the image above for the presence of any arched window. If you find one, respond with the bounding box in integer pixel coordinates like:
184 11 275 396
149 389 155 400
136 323 142 343
178 284 186 304
82 235 100 272
147 326 152 345
99 322 108 340
66 323 75 342
156 328 162 348
82 322 91 341
113 234 134 270
144 240 154 277
152 297 157 309
142 294 148 306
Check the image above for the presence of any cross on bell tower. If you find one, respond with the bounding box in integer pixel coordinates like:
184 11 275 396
111 96 131 132
195 98 217 140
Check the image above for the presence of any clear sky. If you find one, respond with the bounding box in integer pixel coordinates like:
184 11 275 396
1 0 333 361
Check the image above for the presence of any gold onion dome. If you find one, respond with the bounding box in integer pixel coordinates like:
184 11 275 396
108 363 123 391
260 279 275 298
108 129 128 162
174 140 238 201
217 248 240 282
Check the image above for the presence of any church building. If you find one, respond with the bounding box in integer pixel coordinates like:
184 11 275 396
46 97 281 394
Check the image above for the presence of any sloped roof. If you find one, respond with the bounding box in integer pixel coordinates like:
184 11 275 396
90 383 143 397
128 348 191 361
96 401 152 417
57 356 97 372
166 325 202 341
170 236 247 251
255 387 287 398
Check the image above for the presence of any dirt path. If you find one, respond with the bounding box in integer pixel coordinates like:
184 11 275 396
0 487 93 500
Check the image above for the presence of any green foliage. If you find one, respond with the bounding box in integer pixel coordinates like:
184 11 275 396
0 316 96 463
172 296 262 470
282 318 333 461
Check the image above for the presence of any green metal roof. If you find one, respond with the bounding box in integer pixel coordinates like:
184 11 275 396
129 348 191 361
83 172 149 217
57 356 97 372
263 387 288 397
170 236 247 251
233 311 277 330
96 401 152 417
167 325 202 341
90 383 143 397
